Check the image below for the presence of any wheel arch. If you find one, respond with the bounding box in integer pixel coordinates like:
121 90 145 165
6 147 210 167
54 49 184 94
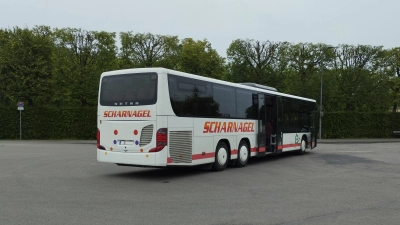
301 134 308 147
239 138 250 153
218 138 231 160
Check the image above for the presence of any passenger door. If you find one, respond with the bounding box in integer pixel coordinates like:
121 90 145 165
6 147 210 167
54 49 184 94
310 107 318 149
276 96 284 152
255 93 266 153
254 93 277 154
265 95 277 154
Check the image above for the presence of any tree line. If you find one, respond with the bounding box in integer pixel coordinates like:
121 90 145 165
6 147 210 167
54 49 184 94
0 25 399 112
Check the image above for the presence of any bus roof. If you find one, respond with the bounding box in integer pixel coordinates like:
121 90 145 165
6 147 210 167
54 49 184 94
101 67 316 103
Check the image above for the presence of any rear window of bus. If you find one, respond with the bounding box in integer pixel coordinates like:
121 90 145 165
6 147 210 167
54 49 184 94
100 73 157 106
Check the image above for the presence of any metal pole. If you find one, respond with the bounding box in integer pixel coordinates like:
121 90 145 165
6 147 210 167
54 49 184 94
319 64 323 139
20 110 22 140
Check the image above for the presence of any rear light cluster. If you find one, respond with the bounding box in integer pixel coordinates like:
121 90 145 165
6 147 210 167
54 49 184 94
96 129 106 150
149 128 167 152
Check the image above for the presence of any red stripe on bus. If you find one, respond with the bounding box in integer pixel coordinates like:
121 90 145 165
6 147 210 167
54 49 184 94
277 143 301 150
192 152 215 160
171 144 301 163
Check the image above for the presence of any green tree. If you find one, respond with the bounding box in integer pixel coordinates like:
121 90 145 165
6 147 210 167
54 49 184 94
287 43 322 84
52 27 118 106
0 26 54 106
382 47 400 112
119 32 180 69
282 43 338 104
331 44 389 111
178 38 226 79
226 39 281 88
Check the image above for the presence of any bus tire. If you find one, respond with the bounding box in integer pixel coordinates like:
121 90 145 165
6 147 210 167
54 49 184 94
235 140 249 167
212 142 229 171
298 137 307 155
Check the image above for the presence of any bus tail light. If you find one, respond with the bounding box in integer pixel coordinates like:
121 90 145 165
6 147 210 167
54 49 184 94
149 128 168 152
97 128 106 150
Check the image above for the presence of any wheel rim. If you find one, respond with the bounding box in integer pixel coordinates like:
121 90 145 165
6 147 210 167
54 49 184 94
239 145 248 162
217 147 228 166
301 140 306 152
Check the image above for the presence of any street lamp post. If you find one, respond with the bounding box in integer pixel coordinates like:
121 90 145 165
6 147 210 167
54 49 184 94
318 46 335 139
319 62 324 139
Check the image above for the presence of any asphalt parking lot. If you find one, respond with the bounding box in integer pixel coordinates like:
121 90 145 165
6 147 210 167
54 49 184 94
1 139 400 225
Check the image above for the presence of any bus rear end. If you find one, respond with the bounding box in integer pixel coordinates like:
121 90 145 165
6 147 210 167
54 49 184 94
96 69 168 167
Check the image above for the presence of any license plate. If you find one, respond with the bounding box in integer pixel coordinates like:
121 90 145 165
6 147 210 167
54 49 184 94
119 140 134 145
125 140 134 145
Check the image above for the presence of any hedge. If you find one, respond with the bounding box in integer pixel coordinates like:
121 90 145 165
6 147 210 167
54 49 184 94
0 107 399 139
0 106 97 140
322 112 400 138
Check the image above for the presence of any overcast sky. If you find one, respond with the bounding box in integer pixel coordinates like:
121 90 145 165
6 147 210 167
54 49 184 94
1 0 399 57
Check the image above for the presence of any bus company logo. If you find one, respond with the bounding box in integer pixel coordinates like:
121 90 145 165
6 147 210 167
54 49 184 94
103 110 151 118
203 121 255 133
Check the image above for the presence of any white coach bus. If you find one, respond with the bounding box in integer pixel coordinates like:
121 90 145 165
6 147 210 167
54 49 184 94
96 68 318 171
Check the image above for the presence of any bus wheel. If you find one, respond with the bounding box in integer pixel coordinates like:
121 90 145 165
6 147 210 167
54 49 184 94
298 137 306 155
212 142 229 171
235 140 249 167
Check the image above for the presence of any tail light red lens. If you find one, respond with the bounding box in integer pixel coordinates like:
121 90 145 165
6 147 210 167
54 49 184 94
149 128 167 152
96 128 106 150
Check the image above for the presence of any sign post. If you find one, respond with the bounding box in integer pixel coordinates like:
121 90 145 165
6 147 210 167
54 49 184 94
17 102 24 140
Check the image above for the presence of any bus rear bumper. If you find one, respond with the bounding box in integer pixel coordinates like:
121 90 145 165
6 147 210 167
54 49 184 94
97 149 166 167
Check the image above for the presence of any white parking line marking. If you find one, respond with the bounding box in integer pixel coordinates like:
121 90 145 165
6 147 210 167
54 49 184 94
335 151 373 153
